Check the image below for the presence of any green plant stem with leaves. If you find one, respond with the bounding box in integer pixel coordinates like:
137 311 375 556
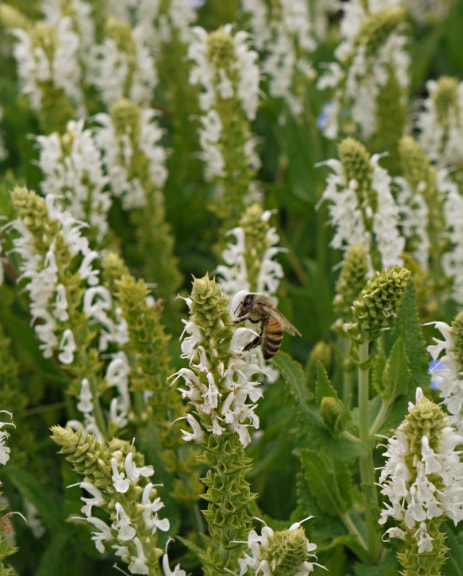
357 339 380 561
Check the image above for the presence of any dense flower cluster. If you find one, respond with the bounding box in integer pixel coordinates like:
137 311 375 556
11 16 85 114
10 188 127 361
417 77 463 165
217 206 284 297
378 388 463 553
241 0 318 116
94 102 168 210
173 276 266 447
36 119 111 243
237 518 321 576
318 4 409 141
428 316 463 433
319 140 404 272
53 427 169 576
188 24 260 181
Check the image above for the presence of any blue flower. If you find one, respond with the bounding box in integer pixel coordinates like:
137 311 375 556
428 359 446 391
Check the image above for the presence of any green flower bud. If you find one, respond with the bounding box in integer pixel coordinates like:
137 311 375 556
333 243 369 332
240 204 273 291
347 265 411 342
238 518 321 576
110 98 141 140
399 136 436 193
0 4 30 30
114 274 172 394
320 396 347 436
105 18 136 58
305 341 333 388
432 76 459 128
268 526 311 576
357 7 406 57
190 274 233 360
338 138 374 202
11 186 60 250
101 251 130 291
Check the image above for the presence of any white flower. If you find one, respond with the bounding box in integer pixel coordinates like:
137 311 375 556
394 176 430 270
318 153 404 271
79 481 106 518
175 302 266 447
111 457 130 494
416 76 463 164
58 328 76 364
175 413 204 443
90 26 157 109
10 16 85 114
427 321 463 431
217 210 284 298
0 412 14 466
94 107 167 210
242 0 316 117
162 544 188 576
188 24 260 184
36 120 111 242
23 498 46 539
317 3 409 140
378 387 463 551
113 502 136 541
438 169 463 304
128 536 149 575
140 483 170 533
86 516 112 553
106 352 131 429
77 378 93 415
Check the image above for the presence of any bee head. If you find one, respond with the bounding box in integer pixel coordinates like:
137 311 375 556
231 291 256 320
242 294 254 311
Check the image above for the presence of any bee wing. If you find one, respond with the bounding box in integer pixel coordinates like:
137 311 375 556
266 306 302 337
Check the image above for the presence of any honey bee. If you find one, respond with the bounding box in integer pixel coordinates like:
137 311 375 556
233 293 301 359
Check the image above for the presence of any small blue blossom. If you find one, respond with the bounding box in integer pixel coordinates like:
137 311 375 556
429 359 446 391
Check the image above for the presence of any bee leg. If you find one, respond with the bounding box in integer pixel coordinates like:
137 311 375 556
243 335 261 352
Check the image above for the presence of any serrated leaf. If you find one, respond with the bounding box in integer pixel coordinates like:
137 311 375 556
380 337 412 402
4 466 62 534
384 282 429 394
315 360 339 406
271 352 310 414
297 449 351 517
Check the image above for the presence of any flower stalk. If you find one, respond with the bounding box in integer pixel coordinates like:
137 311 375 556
173 275 265 573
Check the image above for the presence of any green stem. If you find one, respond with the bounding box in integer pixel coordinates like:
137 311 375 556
358 340 380 562
339 335 354 408
340 511 369 556
369 398 391 437
89 376 108 439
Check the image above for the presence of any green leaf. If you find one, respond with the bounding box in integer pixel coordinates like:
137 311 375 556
353 549 399 576
443 525 463 576
297 449 352 517
384 282 429 394
4 466 62 534
36 531 74 576
379 337 412 402
175 535 207 564
271 352 310 415
315 360 339 406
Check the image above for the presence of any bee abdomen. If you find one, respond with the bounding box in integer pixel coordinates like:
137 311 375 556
262 329 283 359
